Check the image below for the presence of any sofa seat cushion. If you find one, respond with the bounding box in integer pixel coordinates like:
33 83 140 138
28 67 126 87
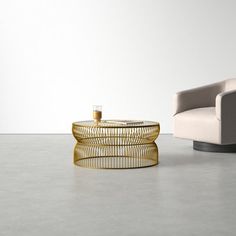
174 107 221 144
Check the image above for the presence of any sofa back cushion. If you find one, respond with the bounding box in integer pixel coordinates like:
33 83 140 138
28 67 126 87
225 78 236 92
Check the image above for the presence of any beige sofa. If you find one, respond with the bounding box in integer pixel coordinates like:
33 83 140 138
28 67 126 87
173 78 236 152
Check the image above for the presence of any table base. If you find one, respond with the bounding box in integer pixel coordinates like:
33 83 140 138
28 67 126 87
74 143 158 169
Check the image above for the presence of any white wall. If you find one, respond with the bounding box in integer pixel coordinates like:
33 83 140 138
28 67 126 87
1 0 236 133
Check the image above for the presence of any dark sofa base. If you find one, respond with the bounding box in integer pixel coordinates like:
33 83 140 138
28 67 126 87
193 141 236 153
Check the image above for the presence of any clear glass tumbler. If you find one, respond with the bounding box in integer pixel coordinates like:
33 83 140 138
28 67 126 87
93 105 102 123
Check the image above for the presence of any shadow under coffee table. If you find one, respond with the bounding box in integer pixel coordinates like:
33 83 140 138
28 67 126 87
72 120 160 169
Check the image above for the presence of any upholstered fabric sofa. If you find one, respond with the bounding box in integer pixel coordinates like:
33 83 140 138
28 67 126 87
173 78 236 152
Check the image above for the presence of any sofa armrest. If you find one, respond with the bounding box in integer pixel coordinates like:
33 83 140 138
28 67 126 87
216 90 236 121
216 90 236 144
173 82 223 115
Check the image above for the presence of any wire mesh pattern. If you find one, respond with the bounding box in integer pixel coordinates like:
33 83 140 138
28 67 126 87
72 120 160 169
72 120 160 146
74 143 158 169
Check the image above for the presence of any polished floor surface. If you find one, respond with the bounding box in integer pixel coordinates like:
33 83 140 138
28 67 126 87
0 134 236 236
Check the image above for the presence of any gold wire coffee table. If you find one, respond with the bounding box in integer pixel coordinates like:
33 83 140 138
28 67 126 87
72 120 160 169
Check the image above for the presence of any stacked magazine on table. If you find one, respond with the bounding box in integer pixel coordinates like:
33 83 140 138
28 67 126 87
104 120 144 125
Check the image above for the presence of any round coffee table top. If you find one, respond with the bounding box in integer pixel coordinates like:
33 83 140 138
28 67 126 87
72 120 159 128
72 120 160 146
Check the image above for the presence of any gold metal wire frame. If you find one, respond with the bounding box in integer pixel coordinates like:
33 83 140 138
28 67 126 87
72 120 160 169
74 143 158 169
72 120 160 146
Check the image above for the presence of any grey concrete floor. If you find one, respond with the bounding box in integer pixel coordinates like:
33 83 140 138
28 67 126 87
0 134 236 236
